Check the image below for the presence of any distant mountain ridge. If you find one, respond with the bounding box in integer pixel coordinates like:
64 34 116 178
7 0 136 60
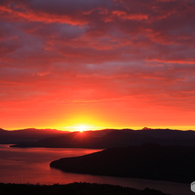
10 128 195 148
0 128 69 144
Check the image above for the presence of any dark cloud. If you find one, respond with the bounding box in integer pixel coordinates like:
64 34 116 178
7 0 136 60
30 0 112 14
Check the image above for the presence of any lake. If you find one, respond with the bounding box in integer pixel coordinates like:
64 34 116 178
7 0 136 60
0 144 193 195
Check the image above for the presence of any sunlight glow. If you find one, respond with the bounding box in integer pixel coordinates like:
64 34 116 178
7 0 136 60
60 123 102 132
75 125 88 132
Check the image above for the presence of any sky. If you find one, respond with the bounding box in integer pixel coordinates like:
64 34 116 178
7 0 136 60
0 0 195 131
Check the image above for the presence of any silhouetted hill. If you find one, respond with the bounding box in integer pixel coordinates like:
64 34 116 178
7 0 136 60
0 128 69 144
11 128 195 148
50 144 195 183
0 128 6 131
0 182 170 195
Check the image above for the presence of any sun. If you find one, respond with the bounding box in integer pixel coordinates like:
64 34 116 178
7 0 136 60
60 122 103 132
75 125 88 132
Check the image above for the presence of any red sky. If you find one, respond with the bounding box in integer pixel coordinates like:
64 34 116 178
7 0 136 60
0 0 195 131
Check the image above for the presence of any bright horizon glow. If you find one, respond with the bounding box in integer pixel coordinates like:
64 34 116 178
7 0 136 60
61 125 195 131
3 125 195 131
75 125 88 132
58 123 106 132
70 124 92 132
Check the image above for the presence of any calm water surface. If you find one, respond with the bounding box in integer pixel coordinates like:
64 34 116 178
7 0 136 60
0 144 193 195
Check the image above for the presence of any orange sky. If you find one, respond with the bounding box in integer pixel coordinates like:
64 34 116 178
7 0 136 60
0 0 195 131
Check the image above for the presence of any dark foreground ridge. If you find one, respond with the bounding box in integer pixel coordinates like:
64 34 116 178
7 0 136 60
10 128 195 148
0 182 170 195
50 144 195 183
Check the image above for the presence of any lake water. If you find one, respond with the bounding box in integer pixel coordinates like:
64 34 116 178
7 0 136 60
0 144 193 195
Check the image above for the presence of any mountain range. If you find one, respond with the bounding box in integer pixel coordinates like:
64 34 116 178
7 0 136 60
9 128 195 149
0 128 68 144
